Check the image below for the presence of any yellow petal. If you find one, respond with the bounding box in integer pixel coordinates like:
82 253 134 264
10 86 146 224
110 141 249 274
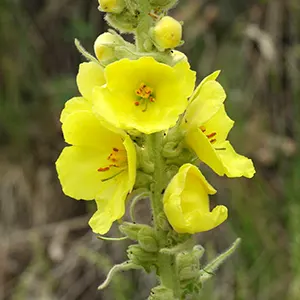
164 164 226 234
185 128 224 176
76 62 105 100
123 134 136 191
184 205 228 234
56 146 108 200
190 70 221 103
93 57 194 133
60 97 92 123
62 110 123 151
89 174 129 234
173 60 196 98
203 105 234 144
217 141 256 178
184 80 226 128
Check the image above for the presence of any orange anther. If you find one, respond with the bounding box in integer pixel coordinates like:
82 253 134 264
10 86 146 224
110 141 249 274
210 139 217 144
98 167 110 172
135 102 140 106
200 126 206 132
113 148 119 152
206 132 216 139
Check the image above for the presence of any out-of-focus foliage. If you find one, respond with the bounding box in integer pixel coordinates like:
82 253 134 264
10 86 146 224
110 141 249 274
0 0 300 299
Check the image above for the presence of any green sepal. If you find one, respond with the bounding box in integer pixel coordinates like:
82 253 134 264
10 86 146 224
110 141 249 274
138 226 159 252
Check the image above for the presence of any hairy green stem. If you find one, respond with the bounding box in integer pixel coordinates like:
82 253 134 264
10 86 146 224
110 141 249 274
148 132 181 298
135 0 152 51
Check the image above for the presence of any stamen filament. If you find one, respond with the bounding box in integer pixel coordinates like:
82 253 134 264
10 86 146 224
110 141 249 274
101 170 125 182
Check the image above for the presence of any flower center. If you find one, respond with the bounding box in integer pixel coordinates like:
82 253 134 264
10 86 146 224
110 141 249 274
134 82 156 112
97 147 127 174
200 126 217 144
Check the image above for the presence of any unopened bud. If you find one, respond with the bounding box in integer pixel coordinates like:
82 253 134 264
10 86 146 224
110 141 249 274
94 32 120 63
119 222 149 240
176 250 200 281
138 227 159 252
127 245 158 272
171 50 188 64
151 16 182 50
134 171 152 189
98 0 125 13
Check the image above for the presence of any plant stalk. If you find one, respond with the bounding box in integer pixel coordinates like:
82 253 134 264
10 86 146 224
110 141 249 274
148 132 181 298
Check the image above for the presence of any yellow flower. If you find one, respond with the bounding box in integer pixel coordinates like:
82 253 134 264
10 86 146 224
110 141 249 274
152 16 182 50
163 164 228 234
183 72 255 178
92 57 195 134
56 98 136 234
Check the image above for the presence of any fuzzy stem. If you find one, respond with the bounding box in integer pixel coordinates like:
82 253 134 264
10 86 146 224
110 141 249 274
135 0 152 51
148 132 181 298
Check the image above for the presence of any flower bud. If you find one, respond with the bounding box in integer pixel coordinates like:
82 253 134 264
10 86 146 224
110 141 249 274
119 222 149 240
105 9 139 33
151 16 182 50
127 245 158 272
134 171 152 189
94 32 120 63
98 0 125 13
176 250 200 281
148 285 174 300
137 226 159 253
171 50 188 64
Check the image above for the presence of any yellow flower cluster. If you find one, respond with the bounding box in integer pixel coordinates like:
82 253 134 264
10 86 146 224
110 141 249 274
56 35 255 235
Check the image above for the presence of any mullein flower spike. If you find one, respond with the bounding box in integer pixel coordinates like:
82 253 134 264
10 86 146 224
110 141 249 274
56 1 254 298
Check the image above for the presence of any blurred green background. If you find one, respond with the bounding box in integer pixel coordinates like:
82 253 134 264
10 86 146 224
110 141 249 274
1 0 300 299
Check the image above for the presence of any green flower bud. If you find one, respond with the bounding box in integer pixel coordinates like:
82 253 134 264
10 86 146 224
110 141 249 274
151 16 182 50
105 10 139 33
127 245 158 272
137 226 159 252
98 0 125 13
148 285 174 300
176 250 200 281
119 222 149 240
134 171 152 189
